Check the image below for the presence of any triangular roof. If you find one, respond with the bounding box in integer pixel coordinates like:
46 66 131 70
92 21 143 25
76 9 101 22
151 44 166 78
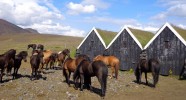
128 28 154 48
77 27 106 49
144 23 186 49
106 26 143 50
96 28 117 46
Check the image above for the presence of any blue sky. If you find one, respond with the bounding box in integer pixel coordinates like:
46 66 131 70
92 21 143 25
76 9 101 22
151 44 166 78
0 0 185 37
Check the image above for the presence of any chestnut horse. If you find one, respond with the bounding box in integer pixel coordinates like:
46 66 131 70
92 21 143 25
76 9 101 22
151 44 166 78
135 59 160 87
93 55 119 79
0 49 16 82
63 54 90 86
73 60 108 98
57 49 70 68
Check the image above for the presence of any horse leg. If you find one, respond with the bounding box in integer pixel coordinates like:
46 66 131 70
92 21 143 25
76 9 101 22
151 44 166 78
114 63 119 79
0 68 4 83
110 66 115 79
13 68 16 79
179 67 185 79
80 74 84 91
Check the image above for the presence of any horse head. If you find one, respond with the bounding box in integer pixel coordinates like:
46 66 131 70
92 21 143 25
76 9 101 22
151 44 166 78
27 44 37 50
18 51 28 62
62 49 70 57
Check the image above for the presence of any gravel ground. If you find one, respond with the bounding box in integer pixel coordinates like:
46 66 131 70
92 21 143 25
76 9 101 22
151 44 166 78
0 62 186 100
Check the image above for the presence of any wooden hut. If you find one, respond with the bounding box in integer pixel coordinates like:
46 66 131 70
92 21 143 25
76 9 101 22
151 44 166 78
106 26 154 70
76 27 116 60
144 23 186 75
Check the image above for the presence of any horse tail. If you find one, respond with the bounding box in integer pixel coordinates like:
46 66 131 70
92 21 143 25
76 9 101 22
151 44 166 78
101 65 108 97
151 59 160 87
114 61 119 79
73 59 86 81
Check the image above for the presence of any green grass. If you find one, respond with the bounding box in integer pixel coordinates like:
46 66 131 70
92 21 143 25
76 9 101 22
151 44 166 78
172 25 186 40
96 28 117 46
0 34 83 57
129 28 154 47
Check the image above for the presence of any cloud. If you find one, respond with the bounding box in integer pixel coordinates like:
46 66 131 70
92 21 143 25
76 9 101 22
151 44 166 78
152 0 186 20
0 0 85 37
67 2 96 15
66 0 110 15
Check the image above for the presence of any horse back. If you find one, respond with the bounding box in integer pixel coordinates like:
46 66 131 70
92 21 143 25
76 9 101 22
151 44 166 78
63 58 76 72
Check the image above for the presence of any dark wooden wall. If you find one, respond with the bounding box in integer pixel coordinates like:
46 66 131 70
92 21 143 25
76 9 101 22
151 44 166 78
76 31 106 60
106 29 142 70
146 26 186 75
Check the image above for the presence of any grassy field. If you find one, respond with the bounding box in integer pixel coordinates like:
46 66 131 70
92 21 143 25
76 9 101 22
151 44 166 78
0 33 83 57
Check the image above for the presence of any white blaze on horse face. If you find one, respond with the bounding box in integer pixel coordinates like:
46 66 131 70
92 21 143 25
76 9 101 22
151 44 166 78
58 51 62 54
33 53 38 56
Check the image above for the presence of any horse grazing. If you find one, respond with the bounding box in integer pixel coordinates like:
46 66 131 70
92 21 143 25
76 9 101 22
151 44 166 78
93 55 119 79
0 49 16 82
57 49 70 68
30 50 44 80
135 59 160 87
179 59 186 79
12 51 28 79
63 54 90 86
73 60 108 98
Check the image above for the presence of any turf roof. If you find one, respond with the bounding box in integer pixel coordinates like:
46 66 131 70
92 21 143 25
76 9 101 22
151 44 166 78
96 28 117 46
172 25 186 41
128 28 154 48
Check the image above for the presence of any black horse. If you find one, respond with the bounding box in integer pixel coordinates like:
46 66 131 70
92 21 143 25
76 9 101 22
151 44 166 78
11 51 28 79
179 59 186 79
0 49 16 82
73 60 108 98
37 44 44 51
28 44 37 54
30 50 44 80
135 58 160 87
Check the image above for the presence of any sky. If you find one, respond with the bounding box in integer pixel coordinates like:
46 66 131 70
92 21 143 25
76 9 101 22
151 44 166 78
0 0 186 37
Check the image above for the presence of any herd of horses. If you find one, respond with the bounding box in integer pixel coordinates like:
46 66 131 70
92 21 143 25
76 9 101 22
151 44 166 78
0 44 186 98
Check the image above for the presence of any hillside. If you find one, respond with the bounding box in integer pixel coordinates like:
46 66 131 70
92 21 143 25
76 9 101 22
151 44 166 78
0 34 83 57
0 19 38 34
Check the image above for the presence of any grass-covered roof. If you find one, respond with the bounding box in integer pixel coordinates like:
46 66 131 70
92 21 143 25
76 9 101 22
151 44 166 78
172 25 186 41
96 28 117 46
129 28 154 47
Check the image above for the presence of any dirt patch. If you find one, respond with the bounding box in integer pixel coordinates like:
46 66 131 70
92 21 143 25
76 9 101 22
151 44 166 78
0 62 186 100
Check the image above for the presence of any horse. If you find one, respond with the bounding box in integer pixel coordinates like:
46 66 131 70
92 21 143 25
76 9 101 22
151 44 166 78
93 55 119 79
12 51 28 79
27 44 37 54
48 52 58 69
57 49 70 68
73 60 108 98
179 59 186 79
63 54 90 86
37 44 44 51
135 59 160 87
0 49 16 82
30 50 44 80
40 50 53 70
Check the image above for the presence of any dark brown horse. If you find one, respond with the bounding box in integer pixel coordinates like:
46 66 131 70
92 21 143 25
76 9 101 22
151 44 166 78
135 59 160 87
12 51 28 79
179 59 186 79
28 44 37 54
0 49 16 82
30 50 44 80
57 49 70 68
37 44 44 51
73 60 108 98
93 55 119 79
63 54 90 86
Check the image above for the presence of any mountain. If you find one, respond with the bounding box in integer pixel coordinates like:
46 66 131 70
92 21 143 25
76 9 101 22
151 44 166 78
0 19 39 34
25 28 39 33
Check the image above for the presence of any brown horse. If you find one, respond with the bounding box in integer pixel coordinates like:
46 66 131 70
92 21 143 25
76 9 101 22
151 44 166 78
0 49 16 82
135 59 160 87
40 50 53 70
73 60 108 98
57 49 70 68
93 55 119 79
30 50 44 80
63 54 90 86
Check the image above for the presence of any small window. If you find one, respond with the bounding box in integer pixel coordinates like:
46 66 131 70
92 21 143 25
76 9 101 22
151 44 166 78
164 40 170 49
